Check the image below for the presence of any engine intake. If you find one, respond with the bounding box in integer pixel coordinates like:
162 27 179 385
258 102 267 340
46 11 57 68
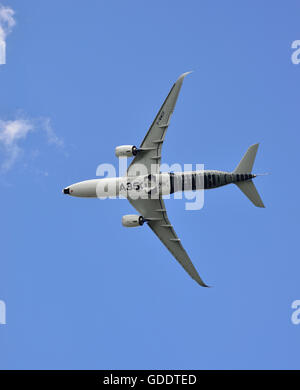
122 214 145 227
115 145 138 158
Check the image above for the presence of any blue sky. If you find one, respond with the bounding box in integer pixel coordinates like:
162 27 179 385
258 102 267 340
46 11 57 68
0 0 299 369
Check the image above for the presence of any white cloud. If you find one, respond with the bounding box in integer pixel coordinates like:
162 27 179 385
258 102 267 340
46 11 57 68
42 117 64 147
0 4 16 64
0 116 63 173
0 4 15 41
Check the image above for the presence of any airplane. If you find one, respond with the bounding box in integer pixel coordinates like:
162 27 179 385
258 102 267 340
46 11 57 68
63 72 265 287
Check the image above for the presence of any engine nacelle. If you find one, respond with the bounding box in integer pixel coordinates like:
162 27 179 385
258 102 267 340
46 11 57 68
115 145 138 158
122 214 145 227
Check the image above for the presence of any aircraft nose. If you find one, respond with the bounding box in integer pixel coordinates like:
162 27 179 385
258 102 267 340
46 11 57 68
63 187 70 194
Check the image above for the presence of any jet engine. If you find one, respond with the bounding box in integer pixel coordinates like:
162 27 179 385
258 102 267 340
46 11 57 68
122 214 145 227
115 145 138 157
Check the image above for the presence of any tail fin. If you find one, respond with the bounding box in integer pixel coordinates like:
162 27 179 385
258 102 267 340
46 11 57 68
234 143 265 208
234 143 259 174
236 181 265 208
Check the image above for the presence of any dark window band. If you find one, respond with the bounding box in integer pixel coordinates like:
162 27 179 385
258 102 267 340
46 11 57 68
192 174 196 190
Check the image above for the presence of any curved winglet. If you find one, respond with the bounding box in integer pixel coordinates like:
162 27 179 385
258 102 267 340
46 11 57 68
176 71 193 84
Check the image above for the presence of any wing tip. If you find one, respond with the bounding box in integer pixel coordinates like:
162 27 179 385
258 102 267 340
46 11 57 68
202 283 211 288
177 71 193 83
249 143 259 150
195 278 211 288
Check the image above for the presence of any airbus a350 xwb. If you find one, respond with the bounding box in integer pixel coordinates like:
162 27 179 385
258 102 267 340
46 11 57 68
63 72 265 287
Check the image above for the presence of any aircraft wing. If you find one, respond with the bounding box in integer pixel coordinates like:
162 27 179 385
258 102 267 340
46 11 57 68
126 72 207 286
127 196 208 287
127 72 192 177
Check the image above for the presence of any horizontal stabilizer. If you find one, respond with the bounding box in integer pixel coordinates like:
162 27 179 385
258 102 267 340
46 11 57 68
236 180 265 208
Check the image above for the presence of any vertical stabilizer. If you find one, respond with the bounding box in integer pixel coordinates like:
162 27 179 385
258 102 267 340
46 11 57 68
234 144 259 174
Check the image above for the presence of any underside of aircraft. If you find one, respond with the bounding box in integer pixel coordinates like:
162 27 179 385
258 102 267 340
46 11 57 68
63 72 265 287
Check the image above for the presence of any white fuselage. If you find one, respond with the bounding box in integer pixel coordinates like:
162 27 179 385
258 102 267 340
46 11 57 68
63 170 254 198
64 173 173 198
